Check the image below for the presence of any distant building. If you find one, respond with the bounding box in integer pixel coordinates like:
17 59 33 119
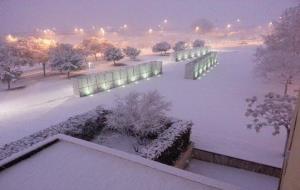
279 98 300 190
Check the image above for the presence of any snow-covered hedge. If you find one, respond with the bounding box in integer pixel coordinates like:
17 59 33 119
140 120 192 165
0 106 107 161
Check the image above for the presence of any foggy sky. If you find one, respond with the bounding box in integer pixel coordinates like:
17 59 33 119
0 0 296 35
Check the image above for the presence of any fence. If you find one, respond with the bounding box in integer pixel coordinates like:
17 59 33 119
174 47 208 62
73 61 163 97
184 52 218 80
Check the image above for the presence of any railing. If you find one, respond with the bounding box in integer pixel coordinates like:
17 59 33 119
184 52 218 80
73 61 163 97
174 47 209 62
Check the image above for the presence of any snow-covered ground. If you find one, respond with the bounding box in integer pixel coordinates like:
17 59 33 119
186 159 279 190
0 47 285 167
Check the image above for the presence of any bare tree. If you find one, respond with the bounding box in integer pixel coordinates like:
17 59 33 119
245 92 297 156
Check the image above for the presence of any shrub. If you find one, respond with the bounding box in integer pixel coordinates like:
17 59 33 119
140 120 192 165
106 91 171 138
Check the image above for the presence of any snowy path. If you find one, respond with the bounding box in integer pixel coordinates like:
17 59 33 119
0 47 284 167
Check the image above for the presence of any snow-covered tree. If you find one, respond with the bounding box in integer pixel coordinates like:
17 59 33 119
80 37 103 61
106 91 171 138
123 46 141 60
173 41 187 52
16 37 54 77
0 44 23 89
152 41 171 55
103 47 124 65
49 43 84 78
255 4 300 95
245 92 297 156
192 39 205 48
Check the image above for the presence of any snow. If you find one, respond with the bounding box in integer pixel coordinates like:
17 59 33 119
0 136 239 190
0 47 285 167
186 159 279 190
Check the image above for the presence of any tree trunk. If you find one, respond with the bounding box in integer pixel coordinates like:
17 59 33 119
113 60 116 65
284 76 292 95
7 80 11 90
67 72 70 79
284 80 289 96
283 127 290 157
42 63 46 77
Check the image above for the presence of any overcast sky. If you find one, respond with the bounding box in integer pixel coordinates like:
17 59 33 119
0 0 296 35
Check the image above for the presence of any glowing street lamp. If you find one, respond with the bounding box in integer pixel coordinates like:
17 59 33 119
148 28 153 34
163 19 168 24
74 27 84 34
226 24 232 29
6 34 18 43
195 26 200 32
236 18 241 23
123 24 128 29
268 22 273 27
100 27 105 36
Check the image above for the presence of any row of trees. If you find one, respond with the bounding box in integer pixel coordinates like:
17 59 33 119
0 37 142 89
152 39 205 55
78 37 141 62
0 36 205 90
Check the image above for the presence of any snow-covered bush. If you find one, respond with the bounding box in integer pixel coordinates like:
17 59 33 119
49 43 84 78
123 46 141 60
255 4 300 95
152 41 171 55
140 119 192 165
245 92 297 155
173 41 187 52
103 47 124 65
0 43 23 89
192 39 205 48
0 106 107 161
106 91 171 138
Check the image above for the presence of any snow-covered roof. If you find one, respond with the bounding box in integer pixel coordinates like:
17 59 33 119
0 135 239 190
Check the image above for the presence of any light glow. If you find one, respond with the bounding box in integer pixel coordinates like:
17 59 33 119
6 34 18 43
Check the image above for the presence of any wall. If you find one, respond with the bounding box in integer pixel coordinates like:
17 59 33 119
174 47 208 62
185 52 218 80
279 96 300 190
73 61 162 97
193 148 281 177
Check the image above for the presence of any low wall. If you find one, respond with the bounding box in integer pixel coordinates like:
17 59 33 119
184 52 218 80
73 61 162 97
174 47 208 62
192 148 282 177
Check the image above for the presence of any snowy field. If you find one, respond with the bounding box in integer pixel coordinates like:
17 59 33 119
186 159 279 190
0 47 284 167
